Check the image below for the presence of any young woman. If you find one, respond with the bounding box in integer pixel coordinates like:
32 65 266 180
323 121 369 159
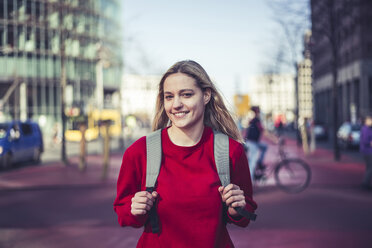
114 60 257 247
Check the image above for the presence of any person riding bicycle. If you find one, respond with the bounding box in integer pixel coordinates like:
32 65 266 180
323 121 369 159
245 106 268 180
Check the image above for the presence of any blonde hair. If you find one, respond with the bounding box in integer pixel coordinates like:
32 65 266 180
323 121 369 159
152 60 243 143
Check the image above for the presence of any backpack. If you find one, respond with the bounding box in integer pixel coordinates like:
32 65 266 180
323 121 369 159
245 118 261 142
145 129 257 233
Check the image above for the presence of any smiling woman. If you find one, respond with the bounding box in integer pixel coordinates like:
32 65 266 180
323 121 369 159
162 73 210 144
153 60 243 143
114 60 257 248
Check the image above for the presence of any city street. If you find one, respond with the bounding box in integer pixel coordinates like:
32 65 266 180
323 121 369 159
0 134 372 248
1 1 371 247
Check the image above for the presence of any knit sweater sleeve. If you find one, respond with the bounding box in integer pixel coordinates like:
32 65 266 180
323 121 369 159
226 140 258 227
113 137 148 228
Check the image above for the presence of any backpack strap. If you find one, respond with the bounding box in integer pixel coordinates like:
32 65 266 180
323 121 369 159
146 129 162 233
145 129 256 234
213 130 257 221
146 129 162 189
213 131 230 187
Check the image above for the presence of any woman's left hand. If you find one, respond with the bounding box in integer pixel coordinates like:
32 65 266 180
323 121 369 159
218 184 246 217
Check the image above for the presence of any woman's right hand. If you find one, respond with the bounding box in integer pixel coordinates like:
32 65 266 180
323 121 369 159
131 191 158 216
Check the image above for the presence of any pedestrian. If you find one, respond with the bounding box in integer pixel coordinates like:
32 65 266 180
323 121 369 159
274 114 284 136
360 113 372 190
114 60 257 247
52 123 62 145
244 106 268 180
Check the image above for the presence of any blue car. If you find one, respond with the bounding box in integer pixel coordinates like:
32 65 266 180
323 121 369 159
0 120 44 169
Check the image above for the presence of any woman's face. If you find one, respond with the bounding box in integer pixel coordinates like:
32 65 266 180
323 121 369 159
163 73 210 131
365 116 372 127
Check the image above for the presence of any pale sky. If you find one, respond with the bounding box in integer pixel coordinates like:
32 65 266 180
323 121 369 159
121 1 284 104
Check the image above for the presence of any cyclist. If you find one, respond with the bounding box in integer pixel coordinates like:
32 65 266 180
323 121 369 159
245 106 268 180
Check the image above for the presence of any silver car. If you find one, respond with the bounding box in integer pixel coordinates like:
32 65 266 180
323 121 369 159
337 122 361 149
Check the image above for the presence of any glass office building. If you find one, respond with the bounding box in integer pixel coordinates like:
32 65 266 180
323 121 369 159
0 0 123 130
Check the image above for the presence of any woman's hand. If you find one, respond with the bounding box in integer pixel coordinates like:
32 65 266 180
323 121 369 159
218 184 246 217
131 191 158 216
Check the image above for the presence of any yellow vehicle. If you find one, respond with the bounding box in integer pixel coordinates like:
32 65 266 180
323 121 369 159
99 109 122 138
65 109 121 142
234 94 250 118
65 110 100 142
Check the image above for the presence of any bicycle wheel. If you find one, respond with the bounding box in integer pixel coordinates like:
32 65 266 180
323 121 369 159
274 158 311 193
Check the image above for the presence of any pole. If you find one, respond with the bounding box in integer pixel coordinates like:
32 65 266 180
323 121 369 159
59 4 68 164
79 122 87 171
332 63 340 160
102 120 110 179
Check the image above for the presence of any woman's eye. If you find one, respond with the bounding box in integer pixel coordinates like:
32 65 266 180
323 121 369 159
182 93 193 98
165 95 173 100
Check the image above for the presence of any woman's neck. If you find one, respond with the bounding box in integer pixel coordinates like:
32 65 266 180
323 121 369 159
167 123 205 147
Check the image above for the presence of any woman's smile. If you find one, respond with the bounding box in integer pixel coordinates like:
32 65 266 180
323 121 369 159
172 111 189 118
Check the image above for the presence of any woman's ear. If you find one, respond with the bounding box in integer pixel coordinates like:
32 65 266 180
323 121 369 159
203 88 211 105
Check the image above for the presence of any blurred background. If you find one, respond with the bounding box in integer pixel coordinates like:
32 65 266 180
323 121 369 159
0 0 372 247
1 0 371 161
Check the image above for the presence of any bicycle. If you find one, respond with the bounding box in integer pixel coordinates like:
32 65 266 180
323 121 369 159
252 137 311 193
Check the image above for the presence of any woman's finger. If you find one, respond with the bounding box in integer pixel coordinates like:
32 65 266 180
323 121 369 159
131 202 151 211
222 184 234 195
231 200 246 208
221 189 244 202
223 184 241 195
133 196 154 206
131 208 147 216
226 194 245 206
134 191 152 198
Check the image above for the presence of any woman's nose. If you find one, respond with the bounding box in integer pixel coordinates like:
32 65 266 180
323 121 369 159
172 96 183 109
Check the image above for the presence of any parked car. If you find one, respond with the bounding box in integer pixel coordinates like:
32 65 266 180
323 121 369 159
0 120 44 169
313 122 328 140
337 122 361 149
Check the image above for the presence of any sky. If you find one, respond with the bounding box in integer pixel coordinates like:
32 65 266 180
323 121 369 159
121 1 287 104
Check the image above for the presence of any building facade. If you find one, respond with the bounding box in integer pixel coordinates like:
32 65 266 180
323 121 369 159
311 0 372 127
297 30 313 120
249 74 295 123
121 74 160 123
0 0 123 134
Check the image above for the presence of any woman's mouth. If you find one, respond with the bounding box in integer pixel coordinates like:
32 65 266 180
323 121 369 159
173 111 189 118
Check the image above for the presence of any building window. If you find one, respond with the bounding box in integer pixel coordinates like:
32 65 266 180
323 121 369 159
0 25 4 47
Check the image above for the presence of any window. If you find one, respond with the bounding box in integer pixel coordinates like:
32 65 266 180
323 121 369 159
0 25 4 47
21 123 33 136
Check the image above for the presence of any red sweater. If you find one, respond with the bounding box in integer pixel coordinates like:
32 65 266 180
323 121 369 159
114 126 257 248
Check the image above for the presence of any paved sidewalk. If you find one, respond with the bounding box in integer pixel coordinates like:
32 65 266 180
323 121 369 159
242 135 372 248
0 151 139 248
0 153 122 190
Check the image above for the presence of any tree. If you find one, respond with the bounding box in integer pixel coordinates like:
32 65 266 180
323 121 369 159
265 0 311 143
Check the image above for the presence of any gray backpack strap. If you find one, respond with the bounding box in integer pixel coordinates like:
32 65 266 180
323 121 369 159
146 129 162 189
145 129 162 233
213 130 257 221
213 130 230 187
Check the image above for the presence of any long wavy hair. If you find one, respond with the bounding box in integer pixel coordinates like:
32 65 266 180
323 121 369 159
152 60 243 143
